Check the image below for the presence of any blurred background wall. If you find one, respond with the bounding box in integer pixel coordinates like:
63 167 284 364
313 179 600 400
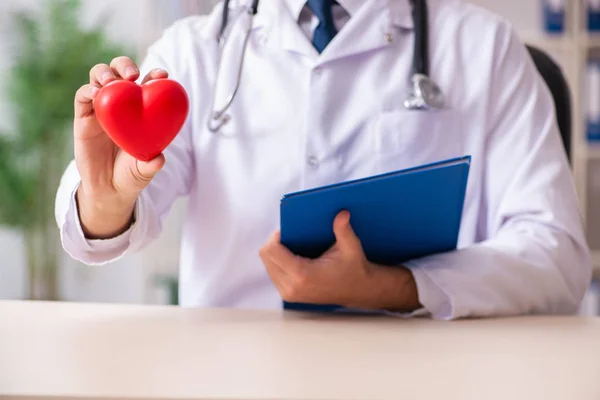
0 0 598 313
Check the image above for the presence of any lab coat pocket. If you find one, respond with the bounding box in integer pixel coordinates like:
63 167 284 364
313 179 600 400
372 108 465 172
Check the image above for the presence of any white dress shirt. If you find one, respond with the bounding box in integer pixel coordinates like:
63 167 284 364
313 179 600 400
55 0 592 319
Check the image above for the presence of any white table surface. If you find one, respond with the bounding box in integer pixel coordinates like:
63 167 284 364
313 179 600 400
1 300 600 400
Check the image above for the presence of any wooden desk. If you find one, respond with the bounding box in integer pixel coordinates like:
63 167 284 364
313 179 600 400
1 301 600 400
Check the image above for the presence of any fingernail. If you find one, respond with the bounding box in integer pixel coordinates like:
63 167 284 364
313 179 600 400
125 66 138 78
90 86 99 97
101 71 114 83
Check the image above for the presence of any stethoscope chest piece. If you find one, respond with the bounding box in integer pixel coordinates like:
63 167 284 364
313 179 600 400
404 73 445 111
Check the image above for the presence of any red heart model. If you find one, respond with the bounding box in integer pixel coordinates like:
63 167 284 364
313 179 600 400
94 79 190 162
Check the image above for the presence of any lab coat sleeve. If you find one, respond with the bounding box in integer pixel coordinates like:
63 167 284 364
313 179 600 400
55 29 196 266
405 25 592 320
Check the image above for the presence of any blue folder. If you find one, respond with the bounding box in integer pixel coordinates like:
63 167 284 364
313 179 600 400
279 155 471 312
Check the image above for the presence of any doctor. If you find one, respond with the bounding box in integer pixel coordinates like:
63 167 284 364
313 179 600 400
56 0 592 319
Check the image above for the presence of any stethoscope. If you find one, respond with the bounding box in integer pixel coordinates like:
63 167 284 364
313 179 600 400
207 0 445 133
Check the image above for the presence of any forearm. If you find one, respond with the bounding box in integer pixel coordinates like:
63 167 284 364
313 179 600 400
55 160 139 265
56 156 180 268
346 264 422 313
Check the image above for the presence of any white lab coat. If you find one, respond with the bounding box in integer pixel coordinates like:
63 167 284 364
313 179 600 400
55 0 592 319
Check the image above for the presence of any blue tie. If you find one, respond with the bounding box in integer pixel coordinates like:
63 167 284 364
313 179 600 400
307 0 338 53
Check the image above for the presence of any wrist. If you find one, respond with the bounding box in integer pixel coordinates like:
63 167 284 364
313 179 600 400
76 185 136 239
346 263 422 312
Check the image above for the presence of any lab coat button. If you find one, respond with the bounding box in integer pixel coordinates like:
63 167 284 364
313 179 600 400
307 156 320 168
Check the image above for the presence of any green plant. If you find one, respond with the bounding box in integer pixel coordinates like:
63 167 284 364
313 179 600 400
0 0 130 300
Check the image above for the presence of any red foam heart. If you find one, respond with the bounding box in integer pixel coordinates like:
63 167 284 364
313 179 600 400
94 79 190 162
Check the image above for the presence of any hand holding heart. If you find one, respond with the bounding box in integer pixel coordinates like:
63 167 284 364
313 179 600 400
73 56 188 240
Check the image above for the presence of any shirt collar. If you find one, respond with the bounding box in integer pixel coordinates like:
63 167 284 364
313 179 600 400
252 0 414 31
282 0 365 21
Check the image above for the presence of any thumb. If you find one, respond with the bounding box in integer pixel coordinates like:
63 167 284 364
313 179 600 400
333 210 362 253
132 154 165 188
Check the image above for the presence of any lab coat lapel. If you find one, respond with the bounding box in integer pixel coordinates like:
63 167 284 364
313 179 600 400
254 0 414 61
250 0 318 57
279 0 321 57
319 0 415 64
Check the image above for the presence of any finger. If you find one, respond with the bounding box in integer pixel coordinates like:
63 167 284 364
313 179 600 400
141 68 169 84
260 246 303 302
260 231 301 277
110 56 140 81
260 232 285 270
89 63 116 86
261 254 288 291
74 84 101 119
333 210 363 253
135 154 166 183
264 231 305 273
260 239 294 291
121 154 166 196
